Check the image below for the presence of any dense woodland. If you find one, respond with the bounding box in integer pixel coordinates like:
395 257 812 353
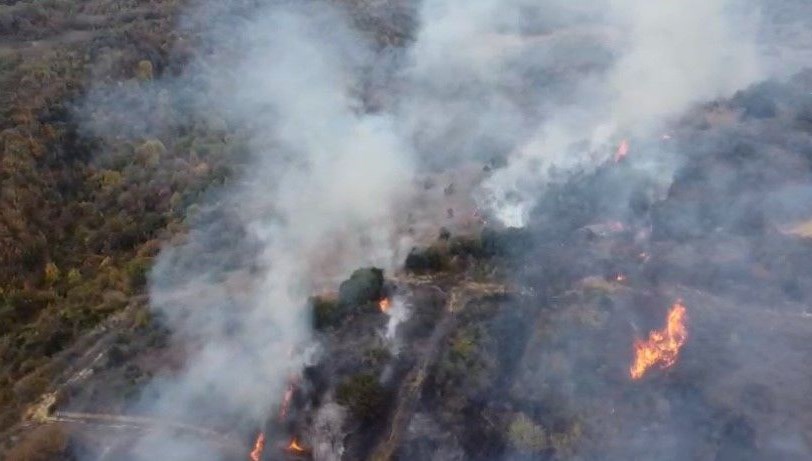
0 0 224 433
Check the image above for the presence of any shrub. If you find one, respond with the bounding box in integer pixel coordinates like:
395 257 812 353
448 235 485 258
311 295 341 330
135 139 166 167
125 257 150 289
404 246 446 273
336 373 387 422
135 60 154 81
507 413 548 453
338 268 383 308
43 263 60 285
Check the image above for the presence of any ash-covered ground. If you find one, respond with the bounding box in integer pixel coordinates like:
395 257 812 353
5 1 812 461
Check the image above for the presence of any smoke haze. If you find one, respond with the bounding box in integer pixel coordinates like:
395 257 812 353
71 0 812 459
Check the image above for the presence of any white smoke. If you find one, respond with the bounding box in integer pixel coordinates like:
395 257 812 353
383 295 411 350
397 0 763 227
86 0 785 458
125 3 414 460
310 402 349 461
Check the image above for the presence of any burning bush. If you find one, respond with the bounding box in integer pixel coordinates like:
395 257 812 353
338 268 384 309
313 268 386 330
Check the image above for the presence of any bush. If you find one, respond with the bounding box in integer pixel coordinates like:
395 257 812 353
43 263 60 285
507 413 548 453
336 373 387 422
135 60 154 81
125 257 150 288
338 268 383 308
135 139 166 167
311 295 341 330
481 227 533 258
404 246 447 273
448 235 485 258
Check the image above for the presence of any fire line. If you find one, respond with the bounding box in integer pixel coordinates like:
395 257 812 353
287 437 306 453
379 298 391 314
249 432 265 461
629 300 688 380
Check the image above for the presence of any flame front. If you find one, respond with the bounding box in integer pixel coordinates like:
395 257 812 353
278 384 294 420
614 139 630 162
249 432 265 461
630 301 688 380
287 438 306 453
379 298 390 314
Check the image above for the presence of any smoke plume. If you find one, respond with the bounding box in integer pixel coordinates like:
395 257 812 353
118 2 414 459
73 0 812 459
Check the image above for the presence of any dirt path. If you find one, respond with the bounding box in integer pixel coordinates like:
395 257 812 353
369 277 512 461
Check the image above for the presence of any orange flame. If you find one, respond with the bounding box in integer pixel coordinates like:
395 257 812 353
278 384 294 421
287 438 306 453
630 301 688 380
614 139 630 162
379 298 391 314
249 432 265 461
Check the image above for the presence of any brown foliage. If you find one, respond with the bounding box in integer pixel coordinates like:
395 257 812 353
5 424 70 461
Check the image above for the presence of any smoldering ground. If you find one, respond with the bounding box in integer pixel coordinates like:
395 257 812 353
64 0 812 460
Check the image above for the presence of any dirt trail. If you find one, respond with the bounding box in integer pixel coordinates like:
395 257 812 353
370 277 512 461
48 411 236 444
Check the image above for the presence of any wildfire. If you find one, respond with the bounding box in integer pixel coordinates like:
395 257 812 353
287 438 306 454
630 301 688 380
278 384 294 421
614 139 630 162
379 298 391 314
249 432 265 461
615 274 627 283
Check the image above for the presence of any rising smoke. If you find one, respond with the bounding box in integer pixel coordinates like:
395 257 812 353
118 3 414 460
77 0 809 459
474 0 761 227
